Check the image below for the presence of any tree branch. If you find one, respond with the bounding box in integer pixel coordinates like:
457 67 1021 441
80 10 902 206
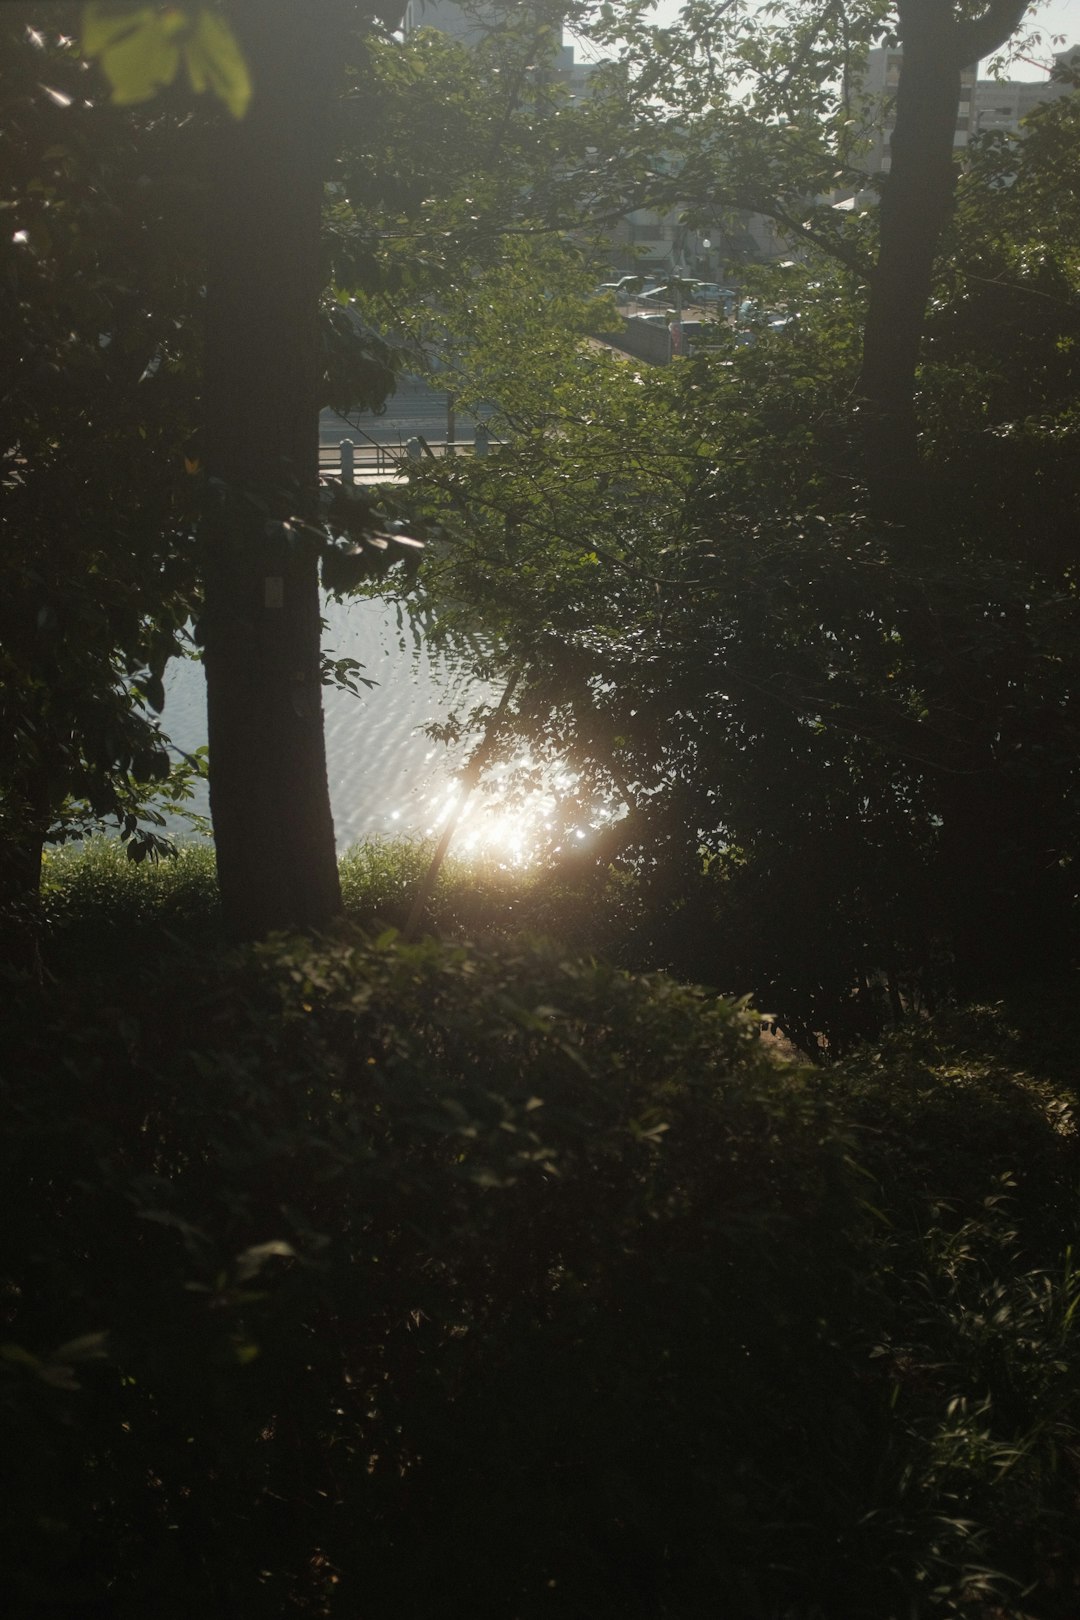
954 0 1029 69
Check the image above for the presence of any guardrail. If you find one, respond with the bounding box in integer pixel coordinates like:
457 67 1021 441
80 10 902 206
319 429 494 484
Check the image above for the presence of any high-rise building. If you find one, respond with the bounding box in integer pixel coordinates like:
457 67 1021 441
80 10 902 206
402 1 488 45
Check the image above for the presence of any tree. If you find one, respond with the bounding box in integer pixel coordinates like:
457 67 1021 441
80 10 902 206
199 0 609 936
2 2 417 942
587 0 1041 495
0 6 208 945
390 86 1080 1039
6 0 611 940
857 0 1029 505
199 0 351 937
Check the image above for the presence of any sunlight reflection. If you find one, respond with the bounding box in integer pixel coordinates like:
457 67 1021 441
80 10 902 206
416 756 598 868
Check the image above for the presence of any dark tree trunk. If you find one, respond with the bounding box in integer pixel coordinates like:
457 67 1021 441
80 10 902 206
202 0 344 938
854 0 1058 996
0 816 46 980
858 2 960 504
857 0 1028 510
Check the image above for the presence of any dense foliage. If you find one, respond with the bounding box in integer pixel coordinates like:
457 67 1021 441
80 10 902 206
0 7 208 898
7 6 1080 1615
395 87 1080 1046
3 851 1079 1618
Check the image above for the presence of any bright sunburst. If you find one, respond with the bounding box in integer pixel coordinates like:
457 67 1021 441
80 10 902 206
421 758 594 868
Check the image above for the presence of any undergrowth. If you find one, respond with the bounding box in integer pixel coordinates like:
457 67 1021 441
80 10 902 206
3 839 1077 1618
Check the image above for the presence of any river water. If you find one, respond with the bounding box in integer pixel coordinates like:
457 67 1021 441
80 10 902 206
162 593 500 854
160 392 577 862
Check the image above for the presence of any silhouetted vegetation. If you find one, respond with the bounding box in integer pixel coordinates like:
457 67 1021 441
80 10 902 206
6 2 1080 1615
2 847 1078 1618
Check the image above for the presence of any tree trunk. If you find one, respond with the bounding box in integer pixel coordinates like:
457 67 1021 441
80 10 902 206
202 0 344 938
854 0 1053 995
857 0 1028 510
858 2 960 504
0 816 46 981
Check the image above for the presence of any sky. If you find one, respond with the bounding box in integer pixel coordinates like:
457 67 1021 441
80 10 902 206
637 0 1080 80
1002 0 1080 76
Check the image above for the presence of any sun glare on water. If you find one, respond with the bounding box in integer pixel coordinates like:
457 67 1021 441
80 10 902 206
419 759 595 868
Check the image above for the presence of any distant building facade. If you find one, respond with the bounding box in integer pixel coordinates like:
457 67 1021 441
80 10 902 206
402 2 786 277
403 1 596 99
974 47 1080 135
402 1 487 45
853 45 979 175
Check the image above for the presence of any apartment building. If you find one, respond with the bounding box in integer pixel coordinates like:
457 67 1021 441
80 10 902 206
853 45 979 175
848 41 1080 181
974 46 1080 134
402 2 785 275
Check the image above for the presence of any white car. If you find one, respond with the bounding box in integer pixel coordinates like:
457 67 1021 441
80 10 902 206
592 276 646 305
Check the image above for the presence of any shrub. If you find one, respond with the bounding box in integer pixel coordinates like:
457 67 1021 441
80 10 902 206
1 927 863 1617
4 900 1078 1617
39 836 221 963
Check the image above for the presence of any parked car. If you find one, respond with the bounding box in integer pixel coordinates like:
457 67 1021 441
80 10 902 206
690 282 736 309
737 298 795 329
733 305 797 346
591 275 646 304
670 319 721 354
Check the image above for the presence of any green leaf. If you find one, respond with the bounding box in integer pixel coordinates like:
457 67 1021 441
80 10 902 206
81 2 159 58
82 4 184 106
182 8 252 119
82 4 250 118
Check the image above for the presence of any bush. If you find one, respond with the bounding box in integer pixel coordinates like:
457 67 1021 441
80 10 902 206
0 926 857 1617
4 888 1078 1618
828 1010 1080 1614
39 837 221 963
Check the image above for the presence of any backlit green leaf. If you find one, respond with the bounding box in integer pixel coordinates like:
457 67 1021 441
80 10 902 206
82 4 250 118
182 8 251 119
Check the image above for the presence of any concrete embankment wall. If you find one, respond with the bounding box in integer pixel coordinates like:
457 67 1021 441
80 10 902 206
595 321 671 365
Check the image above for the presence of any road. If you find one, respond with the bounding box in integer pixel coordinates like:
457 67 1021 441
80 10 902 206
320 374 491 451
318 313 728 459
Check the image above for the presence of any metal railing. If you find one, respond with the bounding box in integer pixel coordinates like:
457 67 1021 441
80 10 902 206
319 428 493 485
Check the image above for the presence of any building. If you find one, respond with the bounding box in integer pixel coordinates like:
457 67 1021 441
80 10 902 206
402 1 488 45
974 46 1080 135
403 2 597 99
846 42 1080 180
402 2 784 277
853 44 979 175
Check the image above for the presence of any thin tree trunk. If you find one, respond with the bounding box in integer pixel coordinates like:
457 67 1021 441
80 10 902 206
858 2 960 502
0 816 46 980
202 0 344 937
857 0 1028 509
